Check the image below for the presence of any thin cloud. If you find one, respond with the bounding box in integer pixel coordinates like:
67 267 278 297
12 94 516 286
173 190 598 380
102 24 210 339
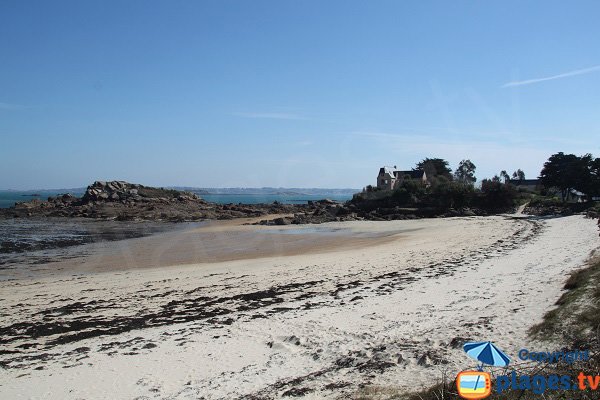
232 112 306 120
503 65 600 88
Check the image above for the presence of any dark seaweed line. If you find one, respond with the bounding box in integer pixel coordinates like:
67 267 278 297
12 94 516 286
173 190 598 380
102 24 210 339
0 280 324 350
0 217 542 369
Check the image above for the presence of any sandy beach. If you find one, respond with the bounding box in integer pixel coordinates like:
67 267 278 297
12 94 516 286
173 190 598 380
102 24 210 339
0 214 598 399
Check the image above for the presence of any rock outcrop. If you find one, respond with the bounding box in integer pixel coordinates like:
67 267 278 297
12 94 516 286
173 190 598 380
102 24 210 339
6 181 273 221
2 180 498 224
81 181 200 204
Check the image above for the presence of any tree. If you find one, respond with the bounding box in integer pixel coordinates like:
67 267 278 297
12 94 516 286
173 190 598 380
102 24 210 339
577 155 600 199
512 169 525 182
454 159 477 184
414 158 452 180
392 177 427 206
539 152 590 201
479 178 518 211
500 170 510 184
426 176 475 209
589 157 600 198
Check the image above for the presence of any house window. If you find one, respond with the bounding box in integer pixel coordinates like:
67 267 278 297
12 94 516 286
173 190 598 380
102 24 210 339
384 179 388 184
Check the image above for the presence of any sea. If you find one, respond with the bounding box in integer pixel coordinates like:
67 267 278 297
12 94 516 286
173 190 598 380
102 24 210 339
0 190 86 208
201 193 354 204
0 190 356 208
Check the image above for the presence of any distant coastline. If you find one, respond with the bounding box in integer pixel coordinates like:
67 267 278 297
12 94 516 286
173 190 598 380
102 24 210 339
199 193 354 205
0 187 358 208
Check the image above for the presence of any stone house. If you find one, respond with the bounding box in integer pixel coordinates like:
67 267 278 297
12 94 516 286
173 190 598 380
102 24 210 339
377 166 429 190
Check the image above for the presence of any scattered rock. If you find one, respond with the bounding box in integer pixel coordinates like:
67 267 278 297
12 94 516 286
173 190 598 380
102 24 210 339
273 217 290 226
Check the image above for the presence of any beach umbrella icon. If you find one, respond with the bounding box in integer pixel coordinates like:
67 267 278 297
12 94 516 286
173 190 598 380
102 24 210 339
463 341 511 368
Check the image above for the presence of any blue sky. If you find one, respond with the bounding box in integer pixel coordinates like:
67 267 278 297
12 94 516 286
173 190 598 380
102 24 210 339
1 1 599 189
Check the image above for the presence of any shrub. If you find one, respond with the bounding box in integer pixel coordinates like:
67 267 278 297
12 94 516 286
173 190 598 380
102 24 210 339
476 179 518 212
425 177 475 209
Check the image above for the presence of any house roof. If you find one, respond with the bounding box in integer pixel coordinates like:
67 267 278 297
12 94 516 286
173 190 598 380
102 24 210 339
394 170 424 179
378 167 426 180
378 167 396 177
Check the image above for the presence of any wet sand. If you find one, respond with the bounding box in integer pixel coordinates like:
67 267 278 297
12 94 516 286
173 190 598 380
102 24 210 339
1 216 407 279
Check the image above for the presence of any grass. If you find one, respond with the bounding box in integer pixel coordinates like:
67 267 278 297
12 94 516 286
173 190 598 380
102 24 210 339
350 254 600 400
530 255 600 346
527 196 600 217
586 203 600 219
528 195 564 208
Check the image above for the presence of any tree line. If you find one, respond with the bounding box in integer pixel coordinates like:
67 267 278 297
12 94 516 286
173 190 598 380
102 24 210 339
360 152 599 213
413 153 600 202
539 152 600 201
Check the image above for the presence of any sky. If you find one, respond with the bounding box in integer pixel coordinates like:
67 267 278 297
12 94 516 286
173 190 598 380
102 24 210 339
1 1 599 190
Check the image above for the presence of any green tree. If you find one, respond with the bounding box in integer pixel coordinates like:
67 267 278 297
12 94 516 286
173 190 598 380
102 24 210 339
414 158 452 179
454 159 477 184
500 170 510 183
478 178 518 211
427 177 475 209
512 169 525 182
578 155 600 199
539 152 590 201
589 157 600 198
392 177 427 206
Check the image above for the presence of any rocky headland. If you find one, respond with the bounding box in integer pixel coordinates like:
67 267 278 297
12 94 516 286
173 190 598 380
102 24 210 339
1 181 378 224
1 181 300 222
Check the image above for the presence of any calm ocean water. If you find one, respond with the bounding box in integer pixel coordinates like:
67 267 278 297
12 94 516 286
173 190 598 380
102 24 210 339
200 193 353 204
0 191 354 208
0 190 86 209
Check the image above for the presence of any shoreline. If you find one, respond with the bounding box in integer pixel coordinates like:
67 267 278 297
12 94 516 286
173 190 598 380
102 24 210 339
0 215 407 280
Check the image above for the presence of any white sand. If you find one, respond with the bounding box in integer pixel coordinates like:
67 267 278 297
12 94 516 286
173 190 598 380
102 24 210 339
0 215 598 399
